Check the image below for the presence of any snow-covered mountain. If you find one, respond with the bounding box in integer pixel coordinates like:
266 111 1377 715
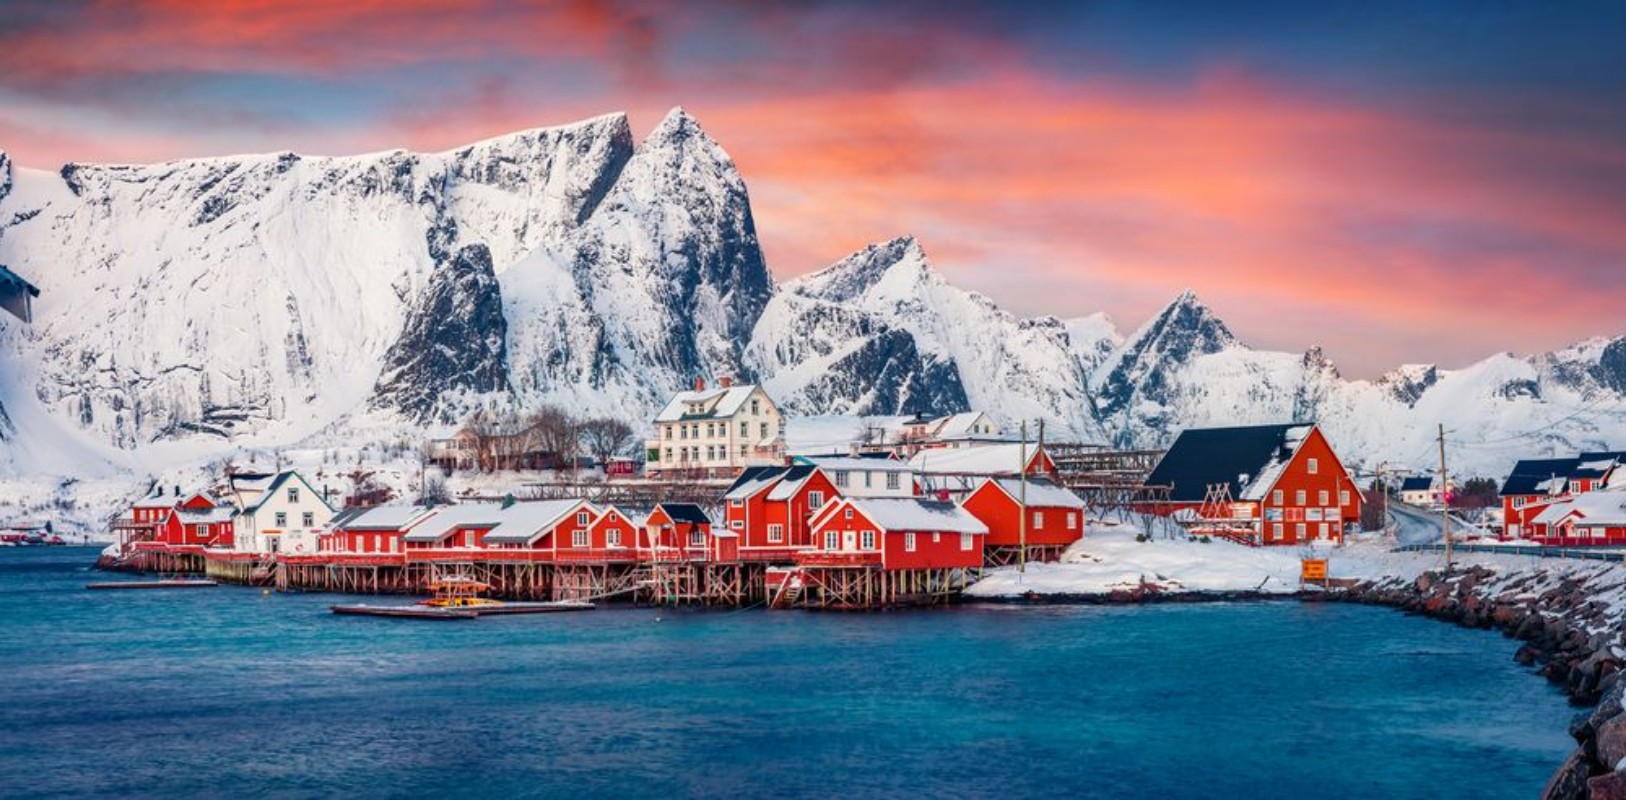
2 108 1625 485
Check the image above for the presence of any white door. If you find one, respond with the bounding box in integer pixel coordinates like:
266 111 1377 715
843 531 856 550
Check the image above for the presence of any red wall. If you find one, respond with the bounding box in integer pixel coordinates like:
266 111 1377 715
812 504 983 570
960 483 1082 547
728 471 840 560
1255 428 1359 546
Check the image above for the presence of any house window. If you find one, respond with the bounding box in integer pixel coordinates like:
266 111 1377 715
302 512 314 528
572 530 589 548
274 512 287 527
288 487 299 503
768 524 784 543
904 533 916 552
933 533 940 543
1339 490 1350 506
1294 490 1306 505
863 472 873 488
740 421 748 436
577 511 590 526
730 499 743 508
824 531 839 550
886 472 900 490
808 492 825 510
834 471 849 488
751 400 759 414
1295 522 1307 539
689 530 705 547
1307 458 1319 475
665 448 673 461
1033 511 1044 527
960 533 974 551
1068 512 1078 529
844 508 853 519
731 520 744 530
760 422 769 438
861 531 876 550
1271 523 1283 541
665 427 672 439
739 445 748 457
608 531 622 547
1272 489 1283 505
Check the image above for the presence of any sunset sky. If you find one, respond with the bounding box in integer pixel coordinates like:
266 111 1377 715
2 0 1622 377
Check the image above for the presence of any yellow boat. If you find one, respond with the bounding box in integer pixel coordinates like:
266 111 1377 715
418 575 504 609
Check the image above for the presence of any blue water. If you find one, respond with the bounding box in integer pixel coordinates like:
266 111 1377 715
0 548 1575 799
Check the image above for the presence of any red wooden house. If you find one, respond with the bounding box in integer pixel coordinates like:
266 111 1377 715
909 443 1059 502
176 505 236 548
722 465 839 562
480 499 596 555
801 497 987 570
643 503 717 561
402 503 507 551
322 505 438 554
960 477 1085 562
112 487 192 554
1143 423 1360 545
1529 489 1626 546
1498 454 1623 540
569 505 641 563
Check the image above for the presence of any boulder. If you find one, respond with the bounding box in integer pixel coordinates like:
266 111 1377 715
1597 714 1626 769
1588 771 1626 800
1542 747 1591 800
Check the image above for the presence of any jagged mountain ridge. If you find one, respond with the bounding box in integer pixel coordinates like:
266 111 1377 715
2 110 1625 477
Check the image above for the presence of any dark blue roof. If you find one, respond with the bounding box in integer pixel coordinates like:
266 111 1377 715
1144 423 1306 503
656 503 710 525
1399 477 1433 492
1499 458 1579 496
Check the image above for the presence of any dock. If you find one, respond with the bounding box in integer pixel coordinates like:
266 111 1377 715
330 604 479 619
86 579 218 590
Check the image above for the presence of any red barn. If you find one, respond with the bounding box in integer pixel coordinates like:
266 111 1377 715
960 477 1086 563
802 497 986 570
1143 423 1360 545
722 465 839 562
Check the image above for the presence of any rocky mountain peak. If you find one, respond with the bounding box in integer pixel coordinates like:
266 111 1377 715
789 235 933 303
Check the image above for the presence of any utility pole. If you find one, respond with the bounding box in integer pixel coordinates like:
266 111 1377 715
1019 420 1029 575
1438 424 1452 573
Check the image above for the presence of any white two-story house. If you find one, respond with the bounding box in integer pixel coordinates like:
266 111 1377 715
230 471 336 555
646 378 785 478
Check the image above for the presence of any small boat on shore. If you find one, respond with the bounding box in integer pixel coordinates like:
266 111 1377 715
86 579 218 590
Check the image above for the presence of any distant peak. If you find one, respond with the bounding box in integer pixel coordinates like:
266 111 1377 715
791 235 936 302
646 106 709 144
1168 287 1204 310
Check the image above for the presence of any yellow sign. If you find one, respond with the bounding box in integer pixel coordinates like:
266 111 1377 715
1301 559 1328 582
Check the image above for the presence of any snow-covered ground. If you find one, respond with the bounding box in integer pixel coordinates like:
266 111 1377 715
966 514 1622 599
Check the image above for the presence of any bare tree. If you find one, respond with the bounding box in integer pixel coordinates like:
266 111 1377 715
579 417 635 467
525 405 580 468
418 473 452 506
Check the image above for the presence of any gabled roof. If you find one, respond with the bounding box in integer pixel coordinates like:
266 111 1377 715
766 465 821 501
1500 458 1581 496
980 477 1085 510
176 506 235 524
724 466 789 500
795 455 911 472
654 385 762 422
332 504 438 532
403 503 508 543
654 503 710 525
592 505 645 529
1561 489 1626 527
1144 424 1313 503
908 443 1047 476
241 471 333 514
931 412 995 438
1399 476 1434 492
1570 459 1619 480
839 498 988 535
481 499 590 545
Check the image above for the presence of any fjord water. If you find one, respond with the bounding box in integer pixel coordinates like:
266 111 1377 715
2 549 1572 799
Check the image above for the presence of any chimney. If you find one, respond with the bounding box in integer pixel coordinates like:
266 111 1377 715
720 375 732 388
694 376 705 391
174 485 180 497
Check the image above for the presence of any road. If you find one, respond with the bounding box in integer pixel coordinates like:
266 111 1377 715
1387 501 1487 546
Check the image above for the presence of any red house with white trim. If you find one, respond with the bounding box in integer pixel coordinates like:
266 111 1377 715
960 477 1085 562
722 465 839 561
402 503 507 551
801 497 987 570
323 505 438 554
481 499 597 555
643 503 717 561
1143 423 1360 545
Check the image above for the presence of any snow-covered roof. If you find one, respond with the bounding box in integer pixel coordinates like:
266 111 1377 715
482 499 589 545
723 465 816 500
983 477 1085 510
767 469 817 501
332 504 436 531
176 506 235 524
797 456 911 472
931 412 994 438
909 444 1042 476
1500 458 1580 496
654 385 760 422
1549 489 1626 527
594 505 646 528
403 502 508 543
1145 423 1313 503
1536 477 1569 495
1238 457 1293 502
1533 500 1576 526
841 498 988 535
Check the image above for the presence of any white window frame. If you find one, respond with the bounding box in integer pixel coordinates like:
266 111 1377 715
608 530 622 548
689 530 705 547
572 529 589 548
1318 490 1330 506
1339 490 1350 506
288 487 300 503
577 511 590 526
960 533 974 551
885 472 900 490
808 492 825 510
834 471 849 488
824 531 839 550
1033 510 1044 527
302 512 314 528
904 533 916 552
1272 489 1283 505
861 531 875 550
1295 522 1307 538
768 524 784 543
1307 458 1319 475
1295 489 1307 505
1068 512 1078 529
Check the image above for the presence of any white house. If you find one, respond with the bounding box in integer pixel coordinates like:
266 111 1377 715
794 456 915 498
646 378 785 477
231 471 336 555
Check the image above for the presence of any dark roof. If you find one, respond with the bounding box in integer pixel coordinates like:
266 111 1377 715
1499 458 1579 496
1144 423 1306 503
327 507 369 528
1399 477 1433 492
656 503 710 525
722 464 813 499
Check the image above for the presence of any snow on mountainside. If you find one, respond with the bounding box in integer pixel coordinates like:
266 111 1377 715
750 237 1103 440
2 108 1626 498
